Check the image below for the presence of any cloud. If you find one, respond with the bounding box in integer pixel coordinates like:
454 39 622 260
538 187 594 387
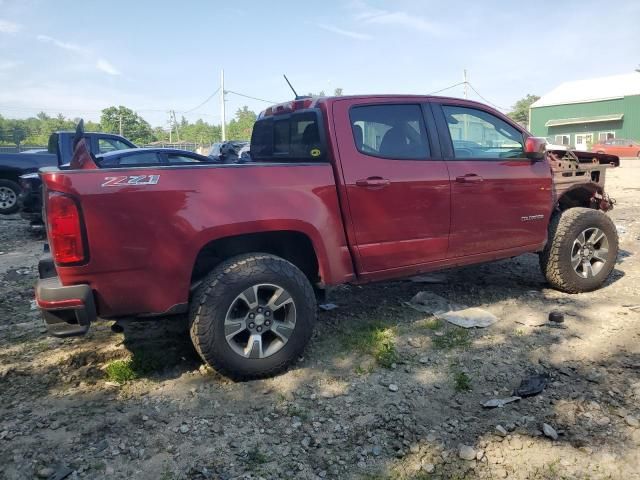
0 60 20 70
36 34 121 76
352 2 442 35
36 34 89 55
96 58 120 76
0 19 21 34
317 23 372 40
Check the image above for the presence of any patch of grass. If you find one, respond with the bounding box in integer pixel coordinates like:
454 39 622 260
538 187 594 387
355 364 374 375
432 328 471 350
515 328 525 336
415 317 442 331
247 449 268 466
288 405 309 420
341 323 399 368
104 350 164 384
453 371 472 392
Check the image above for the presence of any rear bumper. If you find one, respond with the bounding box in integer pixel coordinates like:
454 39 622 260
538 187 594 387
36 253 95 337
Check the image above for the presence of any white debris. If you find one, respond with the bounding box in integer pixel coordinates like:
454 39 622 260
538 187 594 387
482 396 522 408
543 423 559 440
406 291 497 328
318 303 338 311
406 291 456 315
439 307 498 329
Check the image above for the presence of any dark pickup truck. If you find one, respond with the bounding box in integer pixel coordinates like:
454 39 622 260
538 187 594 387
0 132 135 214
35 95 620 380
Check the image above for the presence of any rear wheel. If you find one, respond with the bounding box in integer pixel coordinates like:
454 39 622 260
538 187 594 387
0 180 20 215
539 208 618 293
189 253 316 380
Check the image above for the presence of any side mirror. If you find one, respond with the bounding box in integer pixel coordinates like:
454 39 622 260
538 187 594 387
524 136 546 160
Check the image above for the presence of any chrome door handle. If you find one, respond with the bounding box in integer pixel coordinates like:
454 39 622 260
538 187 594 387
455 174 483 184
356 177 391 187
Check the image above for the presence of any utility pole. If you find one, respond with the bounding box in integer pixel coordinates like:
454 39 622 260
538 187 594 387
220 69 226 141
463 69 468 99
170 110 181 142
118 113 123 136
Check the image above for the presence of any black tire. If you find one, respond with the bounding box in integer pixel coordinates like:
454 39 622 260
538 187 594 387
539 207 618 293
0 179 20 215
189 253 316 380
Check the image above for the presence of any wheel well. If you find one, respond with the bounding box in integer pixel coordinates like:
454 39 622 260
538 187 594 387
0 171 21 185
556 186 597 212
191 231 320 285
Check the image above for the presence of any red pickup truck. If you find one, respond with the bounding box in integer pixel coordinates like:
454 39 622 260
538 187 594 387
36 95 619 379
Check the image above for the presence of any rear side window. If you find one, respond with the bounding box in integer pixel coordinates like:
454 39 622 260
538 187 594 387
166 154 205 164
349 104 430 159
118 152 161 166
442 106 524 159
98 138 133 153
250 111 326 162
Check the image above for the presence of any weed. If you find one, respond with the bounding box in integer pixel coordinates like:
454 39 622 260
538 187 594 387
515 328 525 336
159 462 174 480
432 328 471 350
341 323 398 368
247 449 268 466
355 364 373 375
288 405 309 420
453 371 472 392
104 350 164 384
415 317 442 331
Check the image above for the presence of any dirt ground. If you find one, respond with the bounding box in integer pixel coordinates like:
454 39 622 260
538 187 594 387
1 162 639 480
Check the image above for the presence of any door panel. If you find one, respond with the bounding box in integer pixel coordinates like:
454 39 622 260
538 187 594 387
446 160 552 256
435 102 552 258
332 99 451 273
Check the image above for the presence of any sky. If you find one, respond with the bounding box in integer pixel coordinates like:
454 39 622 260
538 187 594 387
0 0 639 130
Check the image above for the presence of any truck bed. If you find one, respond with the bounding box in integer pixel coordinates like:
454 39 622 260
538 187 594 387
40 163 354 317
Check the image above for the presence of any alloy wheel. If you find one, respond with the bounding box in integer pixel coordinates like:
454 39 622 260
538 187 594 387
224 283 296 359
571 227 609 278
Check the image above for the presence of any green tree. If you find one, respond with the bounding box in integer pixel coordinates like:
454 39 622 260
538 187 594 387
507 94 540 126
100 106 156 144
227 106 256 141
333 87 344 96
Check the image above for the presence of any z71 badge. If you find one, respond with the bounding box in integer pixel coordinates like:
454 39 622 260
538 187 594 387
101 175 160 187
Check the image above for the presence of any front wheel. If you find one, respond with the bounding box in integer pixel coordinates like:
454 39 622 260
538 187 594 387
0 180 20 215
189 253 316 380
539 208 619 293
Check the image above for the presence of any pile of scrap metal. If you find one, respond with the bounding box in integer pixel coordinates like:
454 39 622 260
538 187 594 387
546 145 618 212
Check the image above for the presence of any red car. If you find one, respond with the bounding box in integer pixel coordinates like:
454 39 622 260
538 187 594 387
36 95 619 379
592 138 640 158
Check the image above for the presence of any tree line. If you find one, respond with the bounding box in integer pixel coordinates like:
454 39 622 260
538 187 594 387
0 105 258 147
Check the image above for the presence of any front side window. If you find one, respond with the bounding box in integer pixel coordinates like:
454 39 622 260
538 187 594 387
99 138 132 153
442 106 524 159
250 111 325 162
349 104 430 159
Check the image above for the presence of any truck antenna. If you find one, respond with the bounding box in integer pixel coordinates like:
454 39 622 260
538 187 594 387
283 74 301 99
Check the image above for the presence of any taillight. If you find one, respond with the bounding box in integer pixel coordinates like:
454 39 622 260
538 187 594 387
46 192 87 265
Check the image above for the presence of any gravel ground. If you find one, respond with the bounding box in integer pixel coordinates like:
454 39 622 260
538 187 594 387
1 162 639 480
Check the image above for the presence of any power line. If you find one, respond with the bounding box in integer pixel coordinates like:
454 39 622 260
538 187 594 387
428 81 465 95
225 90 278 104
180 87 220 114
466 83 507 111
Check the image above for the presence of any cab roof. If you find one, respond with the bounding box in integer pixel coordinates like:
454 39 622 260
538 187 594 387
258 95 498 119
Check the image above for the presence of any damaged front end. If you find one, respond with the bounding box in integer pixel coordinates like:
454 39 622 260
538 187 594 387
547 147 618 212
